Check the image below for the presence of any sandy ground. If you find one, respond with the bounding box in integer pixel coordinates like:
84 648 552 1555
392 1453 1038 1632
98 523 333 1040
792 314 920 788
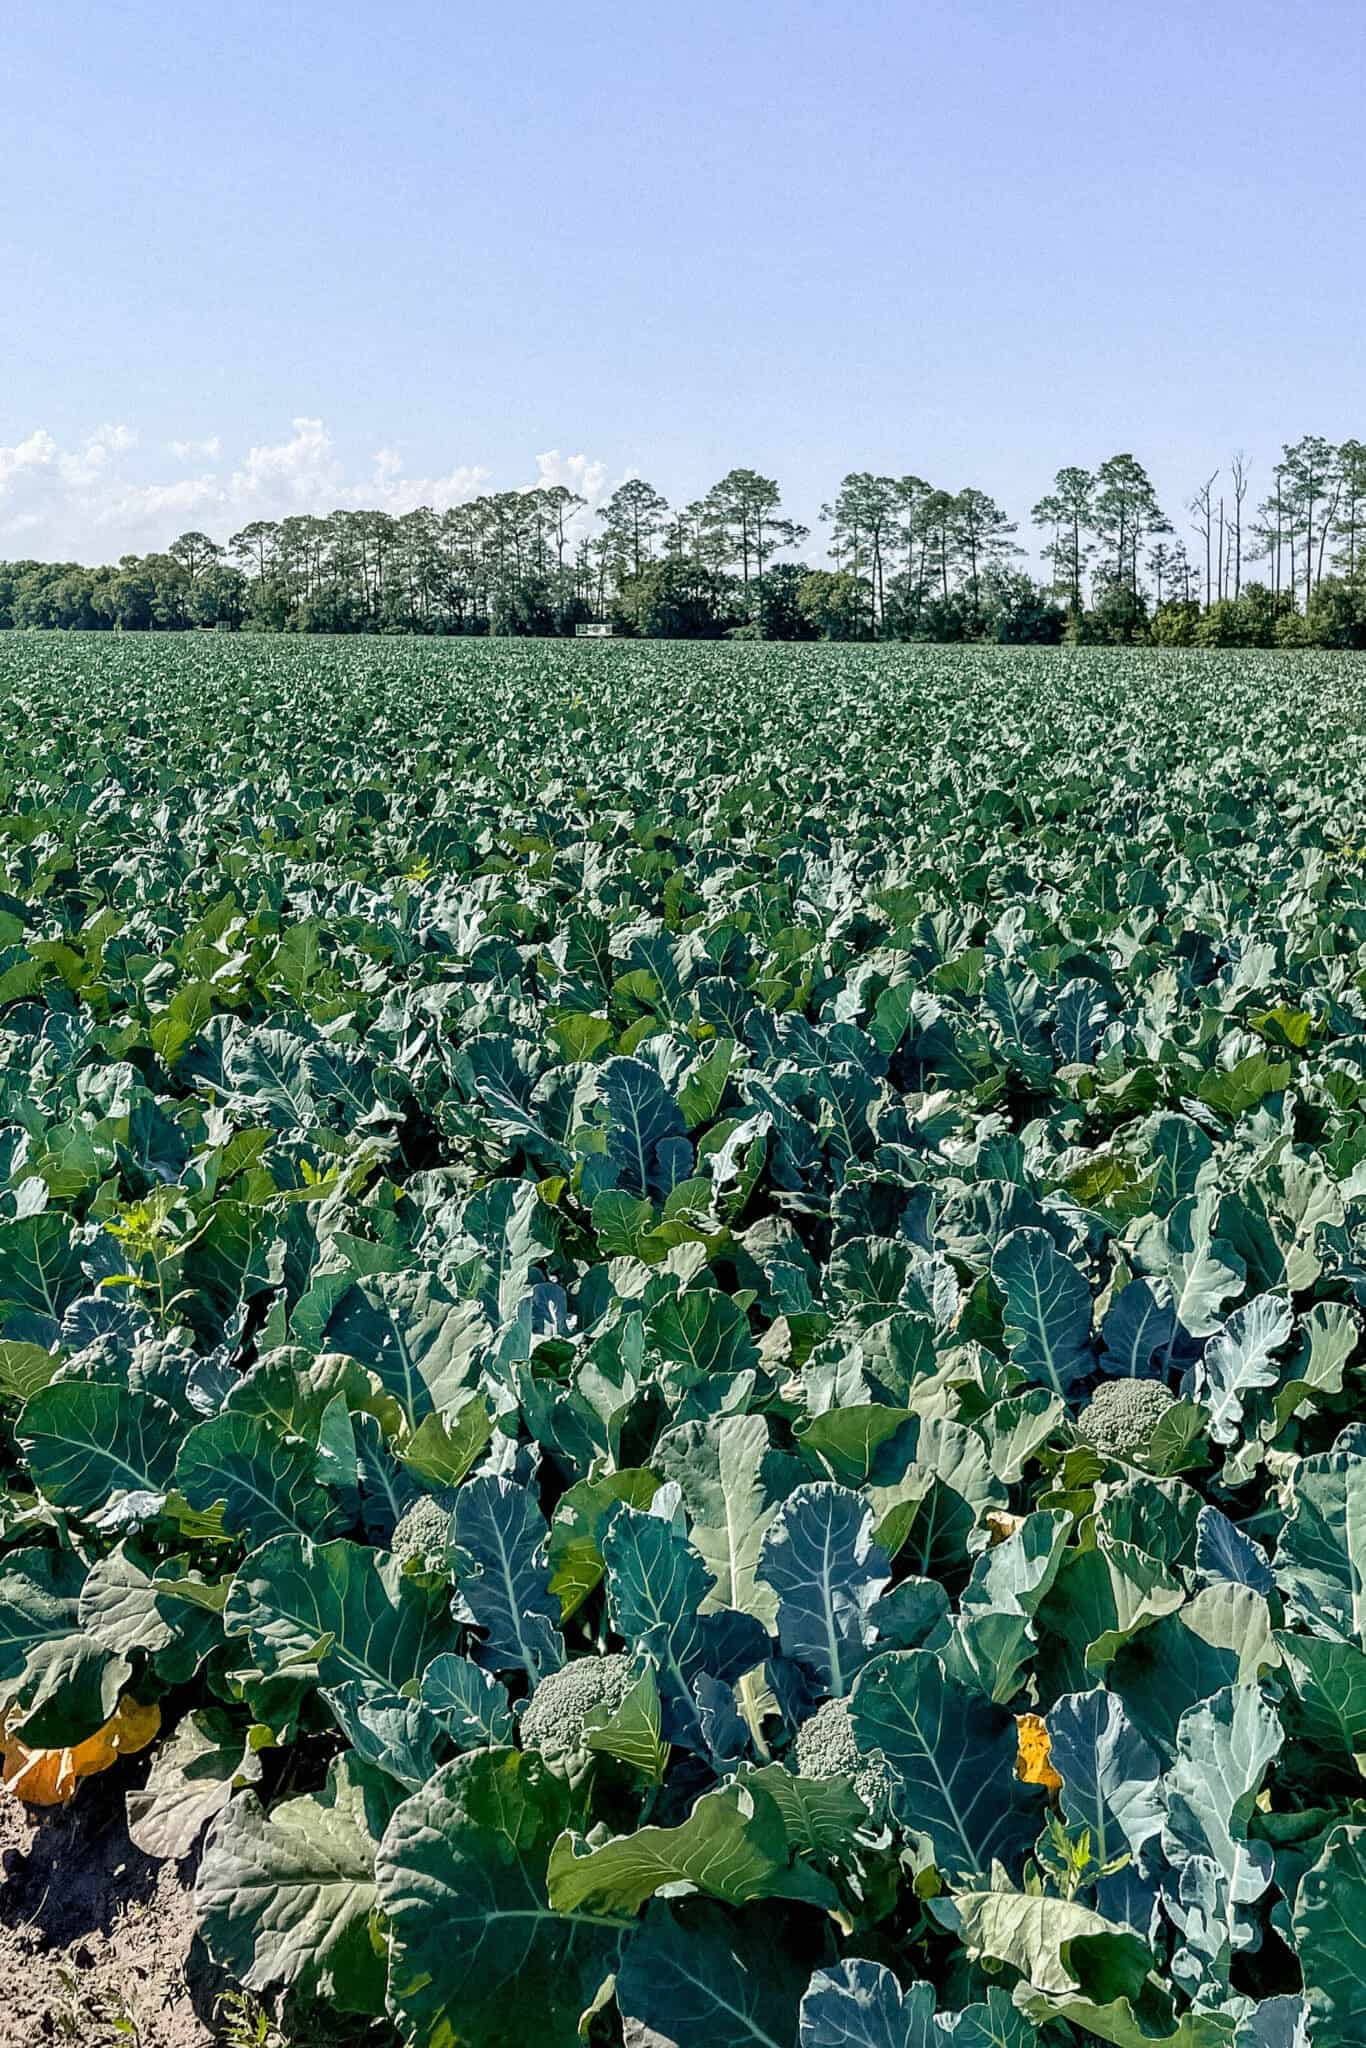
0 1762 219 2048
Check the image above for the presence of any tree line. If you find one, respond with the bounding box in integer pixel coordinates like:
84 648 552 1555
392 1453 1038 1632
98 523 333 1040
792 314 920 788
3 438 1366 647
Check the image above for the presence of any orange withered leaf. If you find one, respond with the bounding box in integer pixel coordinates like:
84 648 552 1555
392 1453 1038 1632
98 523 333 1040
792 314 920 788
0 1696 162 1808
1015 1712 1062 1791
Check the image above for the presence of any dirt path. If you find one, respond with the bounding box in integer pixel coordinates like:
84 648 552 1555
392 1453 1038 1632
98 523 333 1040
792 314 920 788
0 1767 218 2048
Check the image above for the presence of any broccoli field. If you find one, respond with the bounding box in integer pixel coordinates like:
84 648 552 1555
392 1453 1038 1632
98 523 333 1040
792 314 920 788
7 634 1366 2047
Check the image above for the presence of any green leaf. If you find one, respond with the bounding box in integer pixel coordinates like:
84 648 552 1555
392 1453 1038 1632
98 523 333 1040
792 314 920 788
1047 1688 1164 1915
126 1707 262 1860
1035 1535 1184 1683
799 1402 914 1488
1277 1631 1366 1764
1275 1301 1357 1427
1232 2001 1307 2048
992 1228 1094 1394
175 1410 346 1547
2 1631 131 1746
223 1534 457 1691
678 1040 740 1127
601 1505 715 1736
798 1960 939 2048
457 1175 560 1322
547 1467 661 1620
452 1473 564 1682
398 1390 492 1487
418 1651 514 1748
978 1388 1065 1484
195 1755 396 2012
0 1212 85 1319
591 1188 656 1257
1161 1683 1280 1914
1100 1280 1178 1380
1249 1004 1314 1050
849 1649 1039 1878
594 1055 690 1197
1276 1441 1366 1644
18 1380 179 1513
1108 1585 1278 1757
376 1747 622 2048
548 1779 836 1916
656 1411 784 1623
1127 1198 1243 1341
941 1605 1035 1705
646 1288 760 1390
1197 1294 1293 1447
745 1765 869 1859
324 1270 489 1426
1292 1822 1366 2048
865 1414 1006 1578
616 1900 808 2048
758 1481 891 1695
952 1885 1152 1996
320 1680 447 1791
0 1544 131 1743
1197 1053 1291 1118
0 1544 88 1688
584 1658 669 1783
0 1337 60 1403
551 1011 613 1061
942 1507 1070 1702
1146 1400 1209 1478
226 1346 401 1440
78 1543 222 1684
1017 1989 1236 2046
960 1507 1070 1620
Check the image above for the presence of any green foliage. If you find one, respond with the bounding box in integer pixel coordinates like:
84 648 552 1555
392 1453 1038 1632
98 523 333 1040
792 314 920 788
796 569 872 640
4 634 1366 2046
614 554 733 638
6 431 1366 645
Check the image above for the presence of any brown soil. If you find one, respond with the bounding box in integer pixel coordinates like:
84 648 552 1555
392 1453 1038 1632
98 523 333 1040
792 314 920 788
0 1762 220 2048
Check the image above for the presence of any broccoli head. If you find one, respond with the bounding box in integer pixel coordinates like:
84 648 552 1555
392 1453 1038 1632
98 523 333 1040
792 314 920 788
1078 1377 1177 1463
391 1493 456 1576
792 1696 896 1821
519 1652 638 1779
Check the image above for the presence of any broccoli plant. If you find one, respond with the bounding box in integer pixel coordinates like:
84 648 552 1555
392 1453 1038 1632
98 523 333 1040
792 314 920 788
519 1651 639 1781
792 1696 896 1822
1077 1376 1177 1464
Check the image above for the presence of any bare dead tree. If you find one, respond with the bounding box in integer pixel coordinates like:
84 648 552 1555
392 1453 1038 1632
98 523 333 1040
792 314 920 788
1230 453 1249 599
1190 472 1218 608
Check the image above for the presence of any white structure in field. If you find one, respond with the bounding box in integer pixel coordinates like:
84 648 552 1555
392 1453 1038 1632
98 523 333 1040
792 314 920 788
575 622 614 638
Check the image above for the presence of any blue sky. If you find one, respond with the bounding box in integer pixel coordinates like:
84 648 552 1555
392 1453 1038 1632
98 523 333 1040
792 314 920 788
2 0 1363 564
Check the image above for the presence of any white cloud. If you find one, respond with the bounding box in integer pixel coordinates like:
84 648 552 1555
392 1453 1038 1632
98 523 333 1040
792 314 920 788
355 445 491 516
228 416 341 505
522 450 631 546
0 418 543 559
54 424 141 492
0 429 57 492
529 449 610 506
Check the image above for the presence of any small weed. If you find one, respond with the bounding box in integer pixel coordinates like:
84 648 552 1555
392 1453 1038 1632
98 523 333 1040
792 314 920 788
50 1968 143 2046
215 1988 285 2047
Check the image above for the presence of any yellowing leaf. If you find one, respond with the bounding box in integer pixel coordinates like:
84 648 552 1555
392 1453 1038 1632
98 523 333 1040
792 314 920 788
987 1510 1026 1546
1 1695 161 1807
1015 1712 1062 1791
